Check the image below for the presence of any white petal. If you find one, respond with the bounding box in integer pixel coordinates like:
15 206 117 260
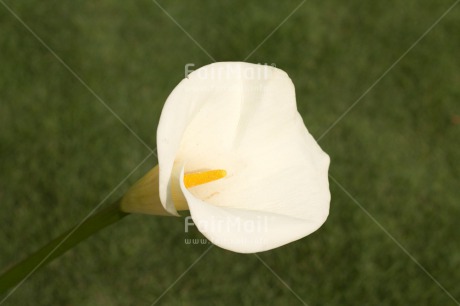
180 168 327 253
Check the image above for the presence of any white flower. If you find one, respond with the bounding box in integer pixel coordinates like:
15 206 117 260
154 62 330 253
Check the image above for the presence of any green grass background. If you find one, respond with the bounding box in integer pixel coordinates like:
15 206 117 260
1 0 459 305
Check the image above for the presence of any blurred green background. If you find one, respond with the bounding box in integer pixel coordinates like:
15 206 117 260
1 0 459 305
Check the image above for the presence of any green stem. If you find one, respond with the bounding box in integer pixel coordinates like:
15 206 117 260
0 199 129 295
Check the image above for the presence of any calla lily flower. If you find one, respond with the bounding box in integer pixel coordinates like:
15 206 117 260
0 62 331 294
0 62 330 294
122 62 330 253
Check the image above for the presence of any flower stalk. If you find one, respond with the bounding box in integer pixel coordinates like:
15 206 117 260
0 165 173 295
0 198 128 294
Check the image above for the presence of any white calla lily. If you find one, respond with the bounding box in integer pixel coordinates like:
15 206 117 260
122 62 330 253
0 62 331 294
